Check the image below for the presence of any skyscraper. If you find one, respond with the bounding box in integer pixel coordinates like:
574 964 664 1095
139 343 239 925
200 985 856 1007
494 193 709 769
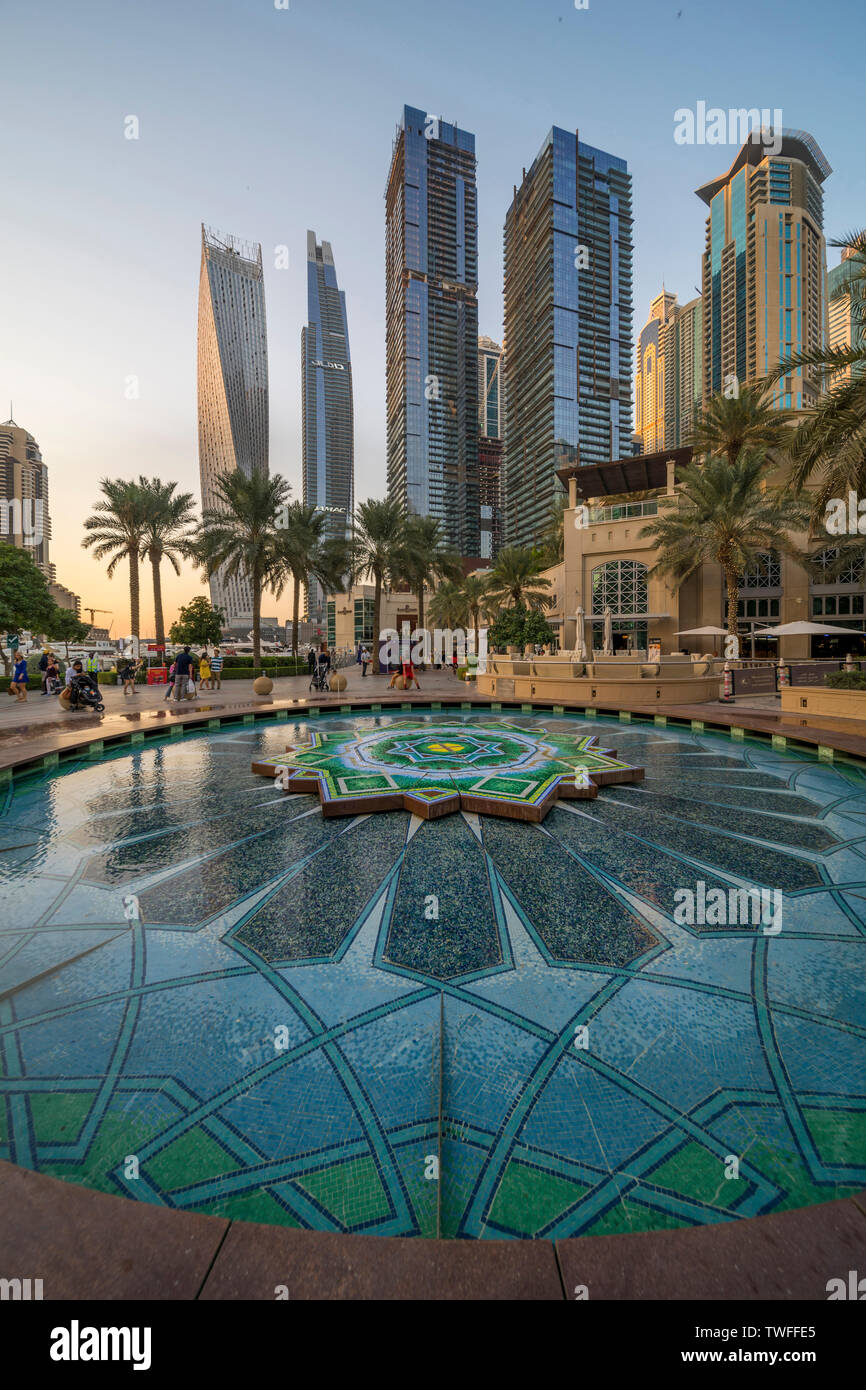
0 413 80 613
477 336 504 563
302 231 354 628
386 105 479 558
634 291 677 454
478 335 503 438
697 129 830 410
197 225 269 621
828 246 865 388
0 414 50 575
634 290 703 452
503 128 633 548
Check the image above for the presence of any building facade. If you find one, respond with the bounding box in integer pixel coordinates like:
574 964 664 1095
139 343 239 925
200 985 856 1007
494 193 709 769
197 225 269 620
634 292 676 454
503 128 633 548
478 334 503 438
0 415 51 574
302 230 354 628
634 291 703 452
697 129 830 409
553 449 866 662
828 246 865 387
386 105 480 559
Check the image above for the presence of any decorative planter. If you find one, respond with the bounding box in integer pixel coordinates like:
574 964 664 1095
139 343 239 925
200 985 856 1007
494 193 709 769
253 675 273 696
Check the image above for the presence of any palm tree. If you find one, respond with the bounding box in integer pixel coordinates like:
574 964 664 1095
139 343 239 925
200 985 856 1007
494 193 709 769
82 478 150 638
138 478 197 649
193 469 291 667
639 451 810 639
274 502 350 658
771 229 866 516
427 579 465 631
689 380 794 467
351 498 405 674
539 489 569 565
395 515 462 642
484 547 553 614
427 571 491 650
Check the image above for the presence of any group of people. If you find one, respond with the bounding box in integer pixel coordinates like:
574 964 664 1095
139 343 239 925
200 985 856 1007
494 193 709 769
163 647 224 701
8 648 103 702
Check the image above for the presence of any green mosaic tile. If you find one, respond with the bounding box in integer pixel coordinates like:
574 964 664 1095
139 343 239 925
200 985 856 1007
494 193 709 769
487 1159 587 1235
648 1142 742 1210
298 1154 392 1229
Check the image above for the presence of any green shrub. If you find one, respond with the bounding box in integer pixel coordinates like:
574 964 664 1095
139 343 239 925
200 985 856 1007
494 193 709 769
824 669 866 690
0 675 42 691
97 670 118 685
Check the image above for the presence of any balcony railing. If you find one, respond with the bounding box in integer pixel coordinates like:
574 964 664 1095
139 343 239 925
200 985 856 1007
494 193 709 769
586 500 659 524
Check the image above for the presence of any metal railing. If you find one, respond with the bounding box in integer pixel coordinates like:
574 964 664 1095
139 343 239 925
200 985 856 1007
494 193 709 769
586 500 659 524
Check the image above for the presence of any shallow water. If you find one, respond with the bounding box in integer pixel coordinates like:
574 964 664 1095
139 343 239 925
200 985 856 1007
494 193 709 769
1 711 864 1238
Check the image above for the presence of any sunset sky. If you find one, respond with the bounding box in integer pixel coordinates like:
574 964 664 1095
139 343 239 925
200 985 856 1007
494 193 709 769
1 0 862 635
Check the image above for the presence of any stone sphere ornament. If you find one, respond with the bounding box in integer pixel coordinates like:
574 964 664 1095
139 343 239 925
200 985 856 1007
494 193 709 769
329 672 347 692
253 675 274 696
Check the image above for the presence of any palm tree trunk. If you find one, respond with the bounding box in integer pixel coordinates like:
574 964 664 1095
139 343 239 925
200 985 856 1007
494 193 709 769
372 572 382 675
416 584 425 667
150 551 165 648
724 567 740 642
128 548 140 640
252 566 262 669
292 576 300 660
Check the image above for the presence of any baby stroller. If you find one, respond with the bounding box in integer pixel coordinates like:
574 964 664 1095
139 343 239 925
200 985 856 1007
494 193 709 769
67 672 105 713
309 658 331 693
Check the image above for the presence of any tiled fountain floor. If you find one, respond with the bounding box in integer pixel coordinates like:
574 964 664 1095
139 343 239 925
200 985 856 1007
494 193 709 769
1 711 865 1243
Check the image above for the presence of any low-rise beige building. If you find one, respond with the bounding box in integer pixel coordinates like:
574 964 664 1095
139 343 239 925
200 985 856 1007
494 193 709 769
546 447 864 663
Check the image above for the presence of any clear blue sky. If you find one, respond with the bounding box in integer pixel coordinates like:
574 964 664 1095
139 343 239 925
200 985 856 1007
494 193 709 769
1 0 863 632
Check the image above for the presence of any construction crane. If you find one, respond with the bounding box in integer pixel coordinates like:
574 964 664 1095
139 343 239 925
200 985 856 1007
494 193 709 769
83 607 112 627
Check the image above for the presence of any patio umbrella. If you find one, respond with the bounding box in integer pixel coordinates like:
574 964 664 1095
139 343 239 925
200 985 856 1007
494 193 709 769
573 607 587 661
674 626 729 636
602 605 613 657
752 621 864 637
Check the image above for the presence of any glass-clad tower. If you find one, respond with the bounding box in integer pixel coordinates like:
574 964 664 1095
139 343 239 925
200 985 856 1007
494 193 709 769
386 105 479 559
197 225 269 621
503 128 633 548
697 129 830 409
302 231 354 628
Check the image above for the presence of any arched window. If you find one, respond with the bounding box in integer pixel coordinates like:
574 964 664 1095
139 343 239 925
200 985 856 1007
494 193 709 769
591 560 648 615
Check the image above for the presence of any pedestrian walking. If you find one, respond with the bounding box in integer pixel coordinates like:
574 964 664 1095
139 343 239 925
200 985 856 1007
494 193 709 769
209 650 223 689
173 646 194 701
198 652 212 690
361 646 370 677
38 647 51 695
164 659 177 701
9 654 29 701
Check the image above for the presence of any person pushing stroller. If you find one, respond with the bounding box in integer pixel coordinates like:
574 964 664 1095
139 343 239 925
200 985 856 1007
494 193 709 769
309 645 331 692
63 661 105 713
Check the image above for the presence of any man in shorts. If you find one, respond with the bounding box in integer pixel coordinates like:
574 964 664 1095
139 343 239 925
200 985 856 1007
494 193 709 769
209 650 223 689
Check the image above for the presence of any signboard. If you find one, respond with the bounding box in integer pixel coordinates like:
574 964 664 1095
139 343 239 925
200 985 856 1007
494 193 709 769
790 662 838 687
731 666 776 696
648 641 661 661
5 635 19 651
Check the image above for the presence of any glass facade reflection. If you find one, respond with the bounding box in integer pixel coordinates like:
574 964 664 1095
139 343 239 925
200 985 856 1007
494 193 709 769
302 231 354 628
386 106 479 558
197 225 269 620
504 129 633 548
